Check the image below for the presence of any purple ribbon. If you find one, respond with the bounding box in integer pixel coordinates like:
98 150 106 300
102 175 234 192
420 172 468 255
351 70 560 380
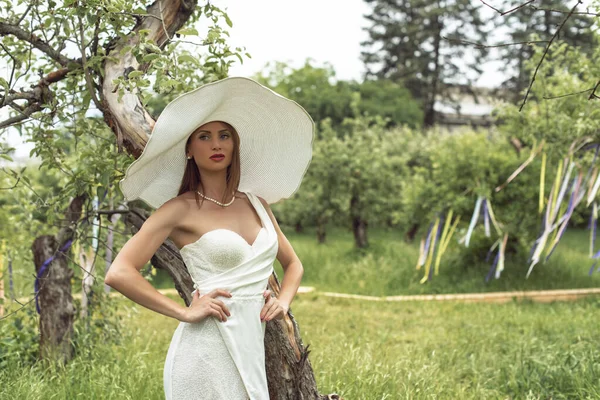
34 239 74 314
485 249 500 283
589 261 597 276
482 200 490 236
30 187 110 315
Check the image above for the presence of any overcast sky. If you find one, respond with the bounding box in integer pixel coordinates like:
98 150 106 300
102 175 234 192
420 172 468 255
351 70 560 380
215 0 374 83
215 0 597 86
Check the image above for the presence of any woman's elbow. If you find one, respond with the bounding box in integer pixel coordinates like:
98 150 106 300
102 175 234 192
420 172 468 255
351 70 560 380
295 260 304 277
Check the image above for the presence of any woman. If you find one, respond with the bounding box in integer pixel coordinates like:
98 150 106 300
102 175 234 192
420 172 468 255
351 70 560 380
105 77 315 399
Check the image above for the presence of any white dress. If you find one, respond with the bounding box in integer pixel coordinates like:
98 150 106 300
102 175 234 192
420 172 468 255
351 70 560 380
163 192 278 400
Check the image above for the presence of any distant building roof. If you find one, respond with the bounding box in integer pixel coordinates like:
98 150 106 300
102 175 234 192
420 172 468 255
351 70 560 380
434 84 511 128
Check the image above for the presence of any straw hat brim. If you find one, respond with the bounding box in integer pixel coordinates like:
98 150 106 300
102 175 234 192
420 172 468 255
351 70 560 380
118 76 315 209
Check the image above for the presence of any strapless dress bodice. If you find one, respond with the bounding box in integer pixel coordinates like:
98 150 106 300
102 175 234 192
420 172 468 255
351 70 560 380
179 227 268 281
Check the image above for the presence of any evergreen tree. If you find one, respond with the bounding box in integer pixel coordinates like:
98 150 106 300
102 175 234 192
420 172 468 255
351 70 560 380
360 0 490 127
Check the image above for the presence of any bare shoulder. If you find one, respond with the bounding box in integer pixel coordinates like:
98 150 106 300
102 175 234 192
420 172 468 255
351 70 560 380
108 194 191 276
149 194 190 229
161 193 191 212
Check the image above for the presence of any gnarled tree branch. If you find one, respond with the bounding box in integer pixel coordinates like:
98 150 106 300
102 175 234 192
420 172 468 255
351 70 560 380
0 21 78 67
0 68 70 129
100 0 198 157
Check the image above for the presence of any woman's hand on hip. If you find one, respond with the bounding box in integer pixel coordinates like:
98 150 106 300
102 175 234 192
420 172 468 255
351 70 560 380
181 289 232 323
260 289 288 322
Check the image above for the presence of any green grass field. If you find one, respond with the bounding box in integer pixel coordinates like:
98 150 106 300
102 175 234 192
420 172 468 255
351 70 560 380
2 227 600 399
2 294 599 399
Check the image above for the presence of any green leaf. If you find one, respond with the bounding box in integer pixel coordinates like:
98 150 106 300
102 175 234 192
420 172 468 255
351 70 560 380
224 14 233 28
81 91 91 111
235 53 243 65
96 186 106 200
127 70 143 79
176 27 199 36
142 93 153 105
67 62 81 71
177 54 196 64
142 53 160 63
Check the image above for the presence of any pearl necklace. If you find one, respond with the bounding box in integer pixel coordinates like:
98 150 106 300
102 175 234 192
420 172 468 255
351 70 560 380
196 190 236 207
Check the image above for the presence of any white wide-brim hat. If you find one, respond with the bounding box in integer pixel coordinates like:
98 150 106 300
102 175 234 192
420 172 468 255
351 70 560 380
118 76 315 209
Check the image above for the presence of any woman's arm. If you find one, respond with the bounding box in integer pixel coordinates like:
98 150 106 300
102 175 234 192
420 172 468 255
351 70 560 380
105 197 190 322
257 196 304 321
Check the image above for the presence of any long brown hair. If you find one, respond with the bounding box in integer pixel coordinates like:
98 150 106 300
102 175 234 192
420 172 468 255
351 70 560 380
177 121 241 208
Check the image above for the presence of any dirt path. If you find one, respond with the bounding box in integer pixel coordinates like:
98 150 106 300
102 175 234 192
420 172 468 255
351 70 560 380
316 287 600 303
124 286 600 304
18 286 600 305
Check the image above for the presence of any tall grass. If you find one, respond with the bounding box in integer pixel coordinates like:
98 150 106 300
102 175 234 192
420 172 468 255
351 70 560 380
2 294 599 399
297 295 600 399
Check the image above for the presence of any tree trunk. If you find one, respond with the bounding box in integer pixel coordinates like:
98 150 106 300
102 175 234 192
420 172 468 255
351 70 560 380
104 200 126 294
316 218 326 244
32 194 87 365
79 245 96 320
125 207 336 399
80 195 99 319
295 221 304 233
100 0 199 157
0 245 4 317
405 222 420 242
424 10 443 128
350 193 368 248
352 217 368 248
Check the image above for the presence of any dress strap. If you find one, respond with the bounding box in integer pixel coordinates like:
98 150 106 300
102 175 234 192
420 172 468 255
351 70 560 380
245 191 273 235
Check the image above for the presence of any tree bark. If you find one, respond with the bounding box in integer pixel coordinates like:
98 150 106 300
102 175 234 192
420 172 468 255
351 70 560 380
32 194 87 365
124 207 336 399
0 248 4 317
100 0 198 157
104 200 127 294
350 193 368 248
79 245 96 320
509 137 523 155
424 10 443 128
316 218 327 244
405 222 420 242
